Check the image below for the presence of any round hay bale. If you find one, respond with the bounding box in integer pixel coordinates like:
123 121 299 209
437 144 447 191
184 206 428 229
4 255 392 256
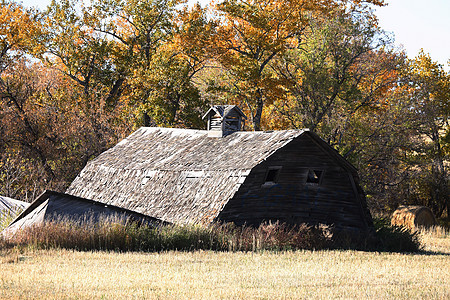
391 205 436 230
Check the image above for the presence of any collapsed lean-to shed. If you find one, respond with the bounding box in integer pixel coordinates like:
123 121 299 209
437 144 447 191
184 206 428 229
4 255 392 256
3 190 164 235
0 196 29 220
67 105 373 231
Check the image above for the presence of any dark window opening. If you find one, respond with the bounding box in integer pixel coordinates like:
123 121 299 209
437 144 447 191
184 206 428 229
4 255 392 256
224 119 240 131
306 169 323 184
264 167 281 184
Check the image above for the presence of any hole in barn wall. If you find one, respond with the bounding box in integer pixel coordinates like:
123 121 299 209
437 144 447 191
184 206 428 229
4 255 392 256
262 166 282 187
306 169 324 185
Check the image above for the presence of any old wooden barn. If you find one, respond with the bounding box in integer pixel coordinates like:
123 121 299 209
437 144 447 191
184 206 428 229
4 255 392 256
67 105 373 231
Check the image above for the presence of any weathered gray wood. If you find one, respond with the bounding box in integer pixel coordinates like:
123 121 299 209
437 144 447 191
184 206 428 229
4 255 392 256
217 134 371 231
0 196 29 218
67 126 372 231
203 105 247 136
3 191 165 235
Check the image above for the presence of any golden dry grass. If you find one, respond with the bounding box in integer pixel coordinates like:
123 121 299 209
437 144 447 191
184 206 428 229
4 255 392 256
419 226 450 254
1 230 449 300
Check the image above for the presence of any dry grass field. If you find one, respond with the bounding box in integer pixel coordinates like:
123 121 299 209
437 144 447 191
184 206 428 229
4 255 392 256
0 229 449 299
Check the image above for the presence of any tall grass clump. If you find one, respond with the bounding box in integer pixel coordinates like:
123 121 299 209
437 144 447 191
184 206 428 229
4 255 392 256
1 218 335 252
218 222 331 251
1 216 424 253
1 206 23 231
330 218 422 252
418 225 450 238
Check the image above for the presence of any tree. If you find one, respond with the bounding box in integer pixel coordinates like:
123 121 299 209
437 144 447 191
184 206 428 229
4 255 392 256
0 2 53 199
271 8 395 139
84 0 185 126
43 0 118 103
42 0 132 164
402 51 449 217
133 43 207 128
126 3 215 128
0 0 42 67
0 53 127 199
0 1 132 199
339 69 416 213
265 7 413 213
330 51 449 217
42 0 210 131
211 0 386 130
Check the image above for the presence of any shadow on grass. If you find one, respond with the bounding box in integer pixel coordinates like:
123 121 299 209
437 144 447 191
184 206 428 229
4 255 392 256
414 251 450 256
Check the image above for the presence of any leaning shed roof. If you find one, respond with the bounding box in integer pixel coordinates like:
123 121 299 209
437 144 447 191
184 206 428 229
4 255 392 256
0 196 29 217
67 127 357 224
3 190 165 236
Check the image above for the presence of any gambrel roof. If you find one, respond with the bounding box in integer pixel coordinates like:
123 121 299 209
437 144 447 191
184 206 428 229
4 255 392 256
67 127 358 225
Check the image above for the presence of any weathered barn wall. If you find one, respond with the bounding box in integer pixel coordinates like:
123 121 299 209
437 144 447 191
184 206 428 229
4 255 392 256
0 196 30 227
218 134 372 230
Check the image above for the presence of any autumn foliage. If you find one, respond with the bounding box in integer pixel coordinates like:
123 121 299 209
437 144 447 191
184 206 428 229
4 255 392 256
0 0 448 218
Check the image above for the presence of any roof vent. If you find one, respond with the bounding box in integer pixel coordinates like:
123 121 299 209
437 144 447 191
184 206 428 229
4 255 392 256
202 105 247 137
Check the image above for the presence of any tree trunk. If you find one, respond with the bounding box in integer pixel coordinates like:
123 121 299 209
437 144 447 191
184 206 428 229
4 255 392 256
143 112 151 127
252 89 264 131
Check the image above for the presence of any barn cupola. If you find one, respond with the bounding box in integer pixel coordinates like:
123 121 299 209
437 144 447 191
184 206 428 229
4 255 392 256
202 105 247 137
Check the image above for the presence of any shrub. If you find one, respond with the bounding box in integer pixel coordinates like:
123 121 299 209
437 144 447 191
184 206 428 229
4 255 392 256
372 218 422 252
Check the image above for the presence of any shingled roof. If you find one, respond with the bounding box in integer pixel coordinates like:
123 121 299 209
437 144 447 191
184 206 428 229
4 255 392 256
67 127 358 225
